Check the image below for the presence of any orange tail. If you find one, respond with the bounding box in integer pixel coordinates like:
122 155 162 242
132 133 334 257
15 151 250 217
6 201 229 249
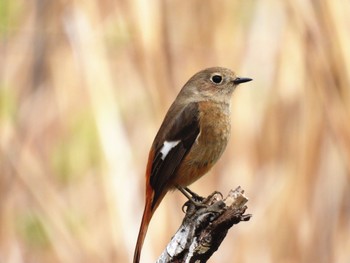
133 185 165 263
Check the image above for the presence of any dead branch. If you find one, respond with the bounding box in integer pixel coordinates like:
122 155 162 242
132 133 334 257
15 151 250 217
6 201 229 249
157 186 251 263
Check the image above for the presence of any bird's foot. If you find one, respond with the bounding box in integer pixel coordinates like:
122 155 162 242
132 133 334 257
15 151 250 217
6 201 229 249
178 186 224 214
205 190 223 201
177 186 207 212
183 187 205 202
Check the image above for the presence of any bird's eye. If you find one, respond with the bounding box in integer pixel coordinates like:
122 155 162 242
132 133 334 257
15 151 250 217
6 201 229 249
211 74 223 84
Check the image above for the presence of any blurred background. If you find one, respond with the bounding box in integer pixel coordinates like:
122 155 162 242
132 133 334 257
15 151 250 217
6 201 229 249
1 0 350 262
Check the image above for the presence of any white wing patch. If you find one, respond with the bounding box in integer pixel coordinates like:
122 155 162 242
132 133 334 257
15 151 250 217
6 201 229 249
160 140 180 160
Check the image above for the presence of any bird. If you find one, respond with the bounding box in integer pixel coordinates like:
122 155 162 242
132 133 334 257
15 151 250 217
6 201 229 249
133 67 252 263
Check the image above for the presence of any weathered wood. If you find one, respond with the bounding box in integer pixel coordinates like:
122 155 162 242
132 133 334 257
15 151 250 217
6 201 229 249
157 187 251 263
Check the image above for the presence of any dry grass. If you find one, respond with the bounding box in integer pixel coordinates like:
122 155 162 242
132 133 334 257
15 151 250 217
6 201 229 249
1 0 350 262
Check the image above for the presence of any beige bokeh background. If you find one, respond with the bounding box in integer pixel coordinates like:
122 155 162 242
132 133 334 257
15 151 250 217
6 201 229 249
1 0 350 262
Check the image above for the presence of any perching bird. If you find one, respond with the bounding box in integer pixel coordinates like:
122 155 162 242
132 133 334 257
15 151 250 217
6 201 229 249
133 67 252 263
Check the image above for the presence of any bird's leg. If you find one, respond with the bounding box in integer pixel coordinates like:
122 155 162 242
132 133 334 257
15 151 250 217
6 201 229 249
177 186 226 215
183 187 204 201
183 187 223 202
176 186 206 208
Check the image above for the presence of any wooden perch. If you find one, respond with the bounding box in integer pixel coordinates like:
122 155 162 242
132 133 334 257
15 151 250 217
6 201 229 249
157 187 251 263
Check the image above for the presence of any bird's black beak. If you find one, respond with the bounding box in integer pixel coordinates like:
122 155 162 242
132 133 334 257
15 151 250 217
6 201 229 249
233 77 253 85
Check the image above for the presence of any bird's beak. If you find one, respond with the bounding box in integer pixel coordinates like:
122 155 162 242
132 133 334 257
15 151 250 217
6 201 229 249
233 77 253 85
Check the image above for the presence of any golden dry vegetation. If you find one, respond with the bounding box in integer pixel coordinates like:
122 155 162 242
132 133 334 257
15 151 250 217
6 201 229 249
1 0 350 262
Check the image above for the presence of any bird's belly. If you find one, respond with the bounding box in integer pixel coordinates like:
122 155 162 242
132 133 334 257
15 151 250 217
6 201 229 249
172 102 231 187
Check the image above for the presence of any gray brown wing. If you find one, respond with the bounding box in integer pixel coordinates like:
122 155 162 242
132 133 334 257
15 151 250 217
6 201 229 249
149 102 200 208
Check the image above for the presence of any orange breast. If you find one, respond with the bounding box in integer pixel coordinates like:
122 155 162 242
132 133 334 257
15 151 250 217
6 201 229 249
172 101 231 187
